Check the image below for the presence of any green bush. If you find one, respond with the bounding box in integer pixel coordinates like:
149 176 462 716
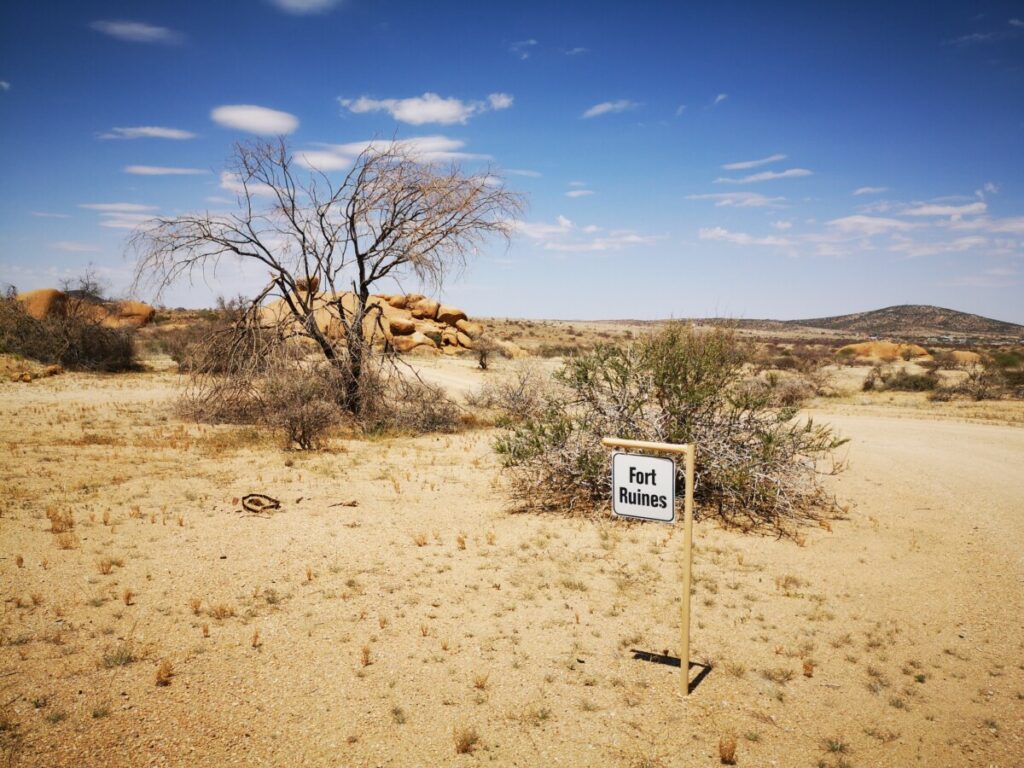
494 323 846 534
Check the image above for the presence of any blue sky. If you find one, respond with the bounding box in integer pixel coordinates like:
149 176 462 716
2 1 1023 322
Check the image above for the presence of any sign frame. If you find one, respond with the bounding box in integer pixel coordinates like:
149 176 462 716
601 437 696 696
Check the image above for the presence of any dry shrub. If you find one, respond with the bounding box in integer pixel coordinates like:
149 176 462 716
495 324 846 534
453 726 479 754
154 659 173 686
863 365 937 392
177 310 458 444
930 362 1023 402
0 285 136 372
718 735 737 765
466 361 548 423
47 507 74 534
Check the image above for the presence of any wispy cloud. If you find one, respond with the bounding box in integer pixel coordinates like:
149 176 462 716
90 20 181 44
0 81 10 92
722 153 786 170
675 105 686 116
903 202 987 217
295 135 488 171
211 104 299 135
79 203 157 212
512 215 659 252
510 39 538 59
506 169 542 178
714 168 812 184
712 93 728 106
853 186 888 196
79 202 159 230
698 226 790 246
566 189 594 198
826 215 913 236
686 192 785 208
948 31 994 45
31 211 69 218
49 241 99 253
339 92 512 125
565 47 587 55
771 220 792 230
1011 18 1024 28
582 99 638 119
267 0 343 14
99 126 196 140
124 165 209 176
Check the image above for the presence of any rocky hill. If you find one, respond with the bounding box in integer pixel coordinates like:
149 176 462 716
788 305 1024 338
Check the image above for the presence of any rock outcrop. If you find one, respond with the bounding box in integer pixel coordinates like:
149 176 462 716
16 289 155 329
261 292 484 355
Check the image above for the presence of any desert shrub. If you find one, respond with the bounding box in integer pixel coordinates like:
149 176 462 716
364 378 460 434
930 363 1022 401
536 343 586 358
863 366 937 392
494 323 846 533
261 364 346 449
466 362 549 424
736 374 816 408
0 287 136 372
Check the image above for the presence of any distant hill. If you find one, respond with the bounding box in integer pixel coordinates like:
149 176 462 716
787 305 1024 338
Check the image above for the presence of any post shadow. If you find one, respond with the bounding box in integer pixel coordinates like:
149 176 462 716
630 649 712 692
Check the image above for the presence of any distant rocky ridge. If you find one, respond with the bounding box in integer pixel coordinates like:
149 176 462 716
787 305 1023 338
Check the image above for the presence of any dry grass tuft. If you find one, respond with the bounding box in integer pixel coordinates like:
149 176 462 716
251 629 261 649
47 507 74 533
456 533 467 550
55 532 79 550
122 588 135 606
718 735 737 765
472 672 489 690
803 659 815 678
15 554 24 568
201 623 210 638
189 597 202 615
453 725 480 754
208 603 235 620
360 644 372 667
155 659 174 686
413 532 429 547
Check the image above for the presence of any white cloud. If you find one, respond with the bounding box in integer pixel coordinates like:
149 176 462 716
512 215 574 240
698 227 790 247
219 171 277 197
100 213 157 230
267 0 343 13
544 232 660 253
686 192 785 208
90 20 181 44
510 39 538 59
722 153 786 170
853 186 888 196
675 105 686 116
124 165 209 176
949 32 993 45
50 241 99 252
506 169 541 178
79 203 157 212
713 93 728 106
988 217 1024 234
99 126 196 140
211 105 299 135
582 100 638 118
205 196 234 205
0 81 10 92
339 92 512 125
1011 18 1024 28
714 168 812 184
826 215 913 236
566 190 594 198
566 47 587 55
771 221 792 230
31 211 69 218
295 135 488 171
903 202 986 217
888 235 988 258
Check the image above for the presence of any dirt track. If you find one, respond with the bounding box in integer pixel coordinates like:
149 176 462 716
1 370 1022 766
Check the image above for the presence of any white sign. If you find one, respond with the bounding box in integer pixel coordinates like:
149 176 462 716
611 452 676 523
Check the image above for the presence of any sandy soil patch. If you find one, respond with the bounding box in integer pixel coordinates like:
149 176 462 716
1 371 1021 766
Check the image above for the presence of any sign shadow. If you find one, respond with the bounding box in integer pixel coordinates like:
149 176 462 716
630 649 712 692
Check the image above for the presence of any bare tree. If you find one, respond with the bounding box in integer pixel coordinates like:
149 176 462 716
132 137 522 414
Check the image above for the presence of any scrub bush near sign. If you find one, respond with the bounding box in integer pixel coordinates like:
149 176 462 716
495 323 846 534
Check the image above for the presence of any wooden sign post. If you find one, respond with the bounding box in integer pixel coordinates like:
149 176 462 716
601 437 696 696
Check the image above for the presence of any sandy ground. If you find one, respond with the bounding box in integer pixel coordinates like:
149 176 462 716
1 364 1022 767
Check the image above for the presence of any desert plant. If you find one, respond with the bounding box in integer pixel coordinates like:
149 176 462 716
0 282 137 372
467 361 548 424
495 324 845 533
453 726 479 754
